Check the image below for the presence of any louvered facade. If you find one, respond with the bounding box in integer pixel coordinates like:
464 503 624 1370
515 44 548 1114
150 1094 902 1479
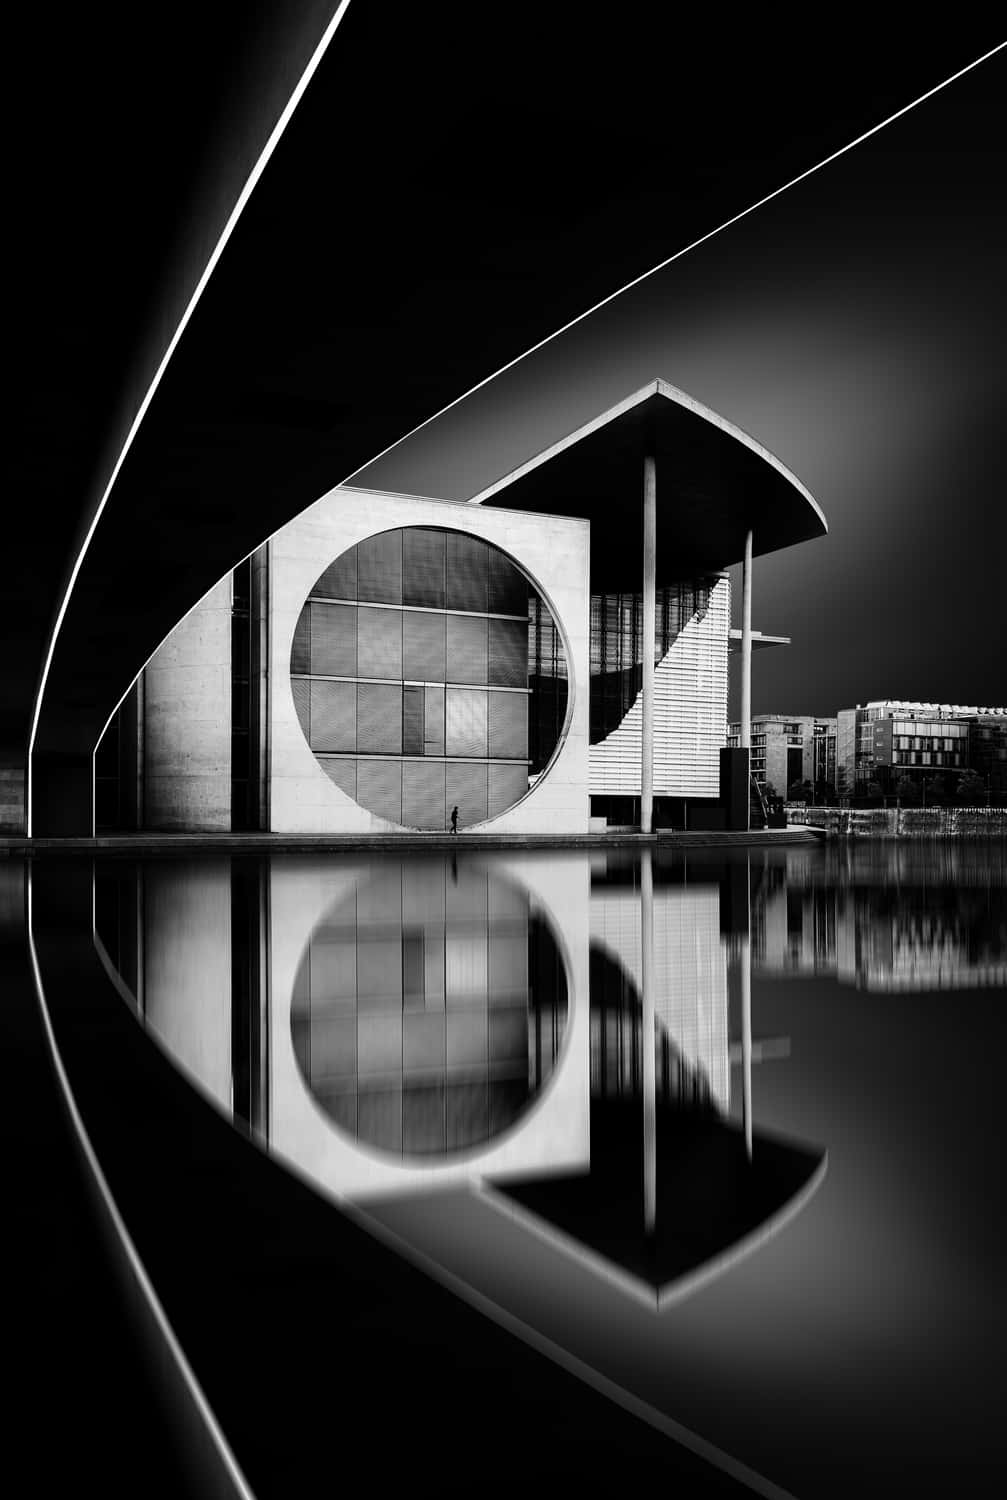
588 576 730 799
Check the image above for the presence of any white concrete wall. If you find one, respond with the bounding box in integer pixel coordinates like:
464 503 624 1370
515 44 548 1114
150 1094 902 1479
142 861 232 1110
269 485 590 834
143 576 232 830
589 576 730 800
267 853 590 1202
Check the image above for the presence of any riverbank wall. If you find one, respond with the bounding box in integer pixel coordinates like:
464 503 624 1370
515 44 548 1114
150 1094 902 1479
787 806 1007 838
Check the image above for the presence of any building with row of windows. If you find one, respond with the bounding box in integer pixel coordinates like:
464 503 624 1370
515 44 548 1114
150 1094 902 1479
836 701 1007 795
726 715 837 794
94 381 827 834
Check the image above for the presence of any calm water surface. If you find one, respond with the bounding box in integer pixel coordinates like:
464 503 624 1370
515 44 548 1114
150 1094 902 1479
94 843 1007 1497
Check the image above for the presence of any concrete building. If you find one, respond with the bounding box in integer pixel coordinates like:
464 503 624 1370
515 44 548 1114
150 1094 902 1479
95 381 827 834
727 715 837 795
834 700 1005 793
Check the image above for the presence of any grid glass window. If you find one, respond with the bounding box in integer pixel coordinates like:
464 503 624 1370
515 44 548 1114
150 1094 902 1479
290 862 568 1157
290 528 568 827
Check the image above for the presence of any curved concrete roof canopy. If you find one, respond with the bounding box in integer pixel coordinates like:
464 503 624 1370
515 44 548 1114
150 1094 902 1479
469 380 827 591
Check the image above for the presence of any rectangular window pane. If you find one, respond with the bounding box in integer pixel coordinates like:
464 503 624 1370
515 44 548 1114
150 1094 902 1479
446 689 488 757
310 602 357 677
291 606 311 673
291 677 310 739
446 614 487 684
403 610 446 681
488 691 528 759
486 550 527 615
488 762 528 817
403 686 424 755
402 1085 446 1153
402 528 446 608
446 532 487 612
446 762 488 828
403 1014 445 1071
402 759 446 830
356 758 403 822
311 681 356 751
357 606 402 679
314 546 357 600
357 683 402 754
487 618 528 686
321 757 357 801
357 531 402 604
424 685 445 755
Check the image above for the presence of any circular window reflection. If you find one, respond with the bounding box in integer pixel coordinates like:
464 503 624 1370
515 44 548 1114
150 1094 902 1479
289 526 568 828
290 859 568 1158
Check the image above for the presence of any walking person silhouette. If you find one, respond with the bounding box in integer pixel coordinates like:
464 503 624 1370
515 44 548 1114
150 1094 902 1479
450 804 459 834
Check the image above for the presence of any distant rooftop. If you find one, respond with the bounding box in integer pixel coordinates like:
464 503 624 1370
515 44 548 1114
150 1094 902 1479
858 700 1007 717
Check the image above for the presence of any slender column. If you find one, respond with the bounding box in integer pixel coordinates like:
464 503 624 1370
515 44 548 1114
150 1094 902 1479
741 528 753 832
641 454 657 834
741 852 753 1161
641 847 657 1232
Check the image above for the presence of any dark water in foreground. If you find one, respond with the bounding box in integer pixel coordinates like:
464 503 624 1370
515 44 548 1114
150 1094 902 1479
91 843 1006 1496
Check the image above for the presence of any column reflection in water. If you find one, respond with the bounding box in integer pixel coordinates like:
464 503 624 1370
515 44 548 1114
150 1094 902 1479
640 847 656 1234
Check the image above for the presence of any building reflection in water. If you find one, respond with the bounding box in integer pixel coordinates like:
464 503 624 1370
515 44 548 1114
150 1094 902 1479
89 841 1007 1315
751 843 1007 991
288 861 567 1157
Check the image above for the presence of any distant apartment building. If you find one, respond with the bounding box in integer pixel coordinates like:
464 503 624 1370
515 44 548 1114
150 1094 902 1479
836 701 1007 792
968 713 1007 796
727 715 837 794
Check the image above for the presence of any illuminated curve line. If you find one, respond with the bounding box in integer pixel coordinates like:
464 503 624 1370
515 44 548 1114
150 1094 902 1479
26 0 354 835
57 32 1007 833
26 869 258 1500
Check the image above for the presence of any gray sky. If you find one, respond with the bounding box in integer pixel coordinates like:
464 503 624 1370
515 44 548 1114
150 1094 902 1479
356 47 1007 721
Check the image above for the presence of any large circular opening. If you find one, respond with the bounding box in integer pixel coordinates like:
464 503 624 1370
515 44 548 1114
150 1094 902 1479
290 859 569 1158
289 526 568 828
